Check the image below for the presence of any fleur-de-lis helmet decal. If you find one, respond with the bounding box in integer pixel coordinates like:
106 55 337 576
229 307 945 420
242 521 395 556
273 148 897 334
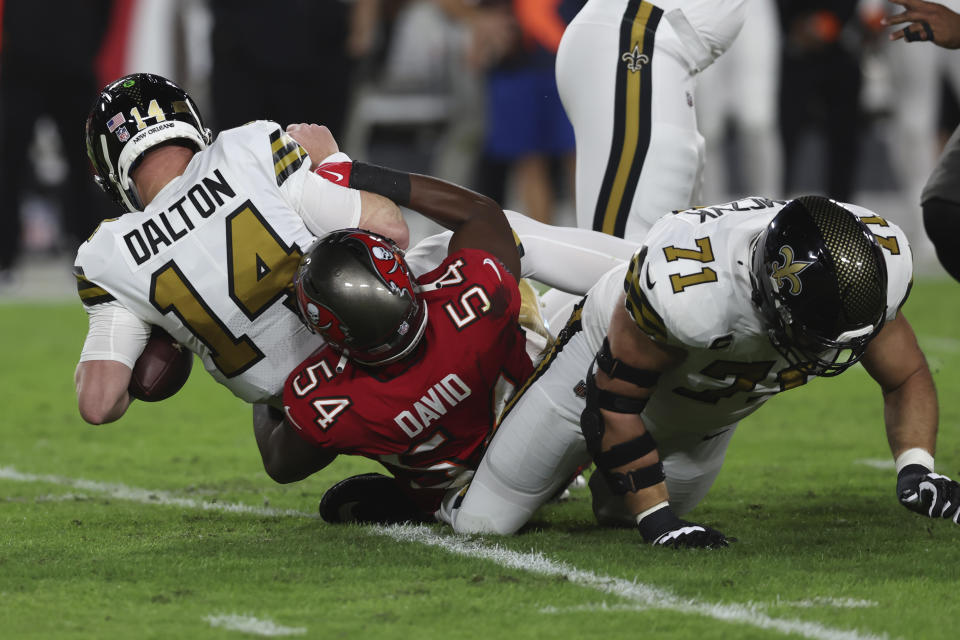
771 245 814 295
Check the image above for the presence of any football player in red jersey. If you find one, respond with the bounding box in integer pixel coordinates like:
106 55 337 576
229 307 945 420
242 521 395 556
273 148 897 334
252 161 534 523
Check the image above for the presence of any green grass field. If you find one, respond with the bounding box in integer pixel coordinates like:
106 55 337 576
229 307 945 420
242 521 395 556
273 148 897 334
3 278 960 639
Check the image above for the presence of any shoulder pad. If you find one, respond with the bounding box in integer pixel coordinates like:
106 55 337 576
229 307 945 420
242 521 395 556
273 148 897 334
220 121 310 187
626 222 744 348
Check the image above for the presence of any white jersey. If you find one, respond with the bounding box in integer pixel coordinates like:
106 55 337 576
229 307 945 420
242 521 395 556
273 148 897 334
74 120 361 404
440 196 914 534
580 197 913 449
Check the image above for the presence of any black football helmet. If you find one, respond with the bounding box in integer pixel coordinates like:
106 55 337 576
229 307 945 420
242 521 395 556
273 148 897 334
750 196 888 376
85 73 212 212
294 229 428 366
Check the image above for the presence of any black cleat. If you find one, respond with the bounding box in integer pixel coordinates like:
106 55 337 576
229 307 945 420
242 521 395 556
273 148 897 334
319 473 426 524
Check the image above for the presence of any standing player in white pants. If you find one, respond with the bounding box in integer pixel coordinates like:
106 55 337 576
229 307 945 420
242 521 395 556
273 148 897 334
556 0 747 241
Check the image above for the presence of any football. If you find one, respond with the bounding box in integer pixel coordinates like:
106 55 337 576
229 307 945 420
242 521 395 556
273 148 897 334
128 327 193 402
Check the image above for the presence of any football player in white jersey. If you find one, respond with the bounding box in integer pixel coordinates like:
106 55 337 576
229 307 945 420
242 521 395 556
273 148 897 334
556 0 747 241
440 196 960 547
74 73 407 424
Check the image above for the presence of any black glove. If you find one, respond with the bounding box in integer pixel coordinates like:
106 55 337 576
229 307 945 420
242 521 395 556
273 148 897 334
637 504 730 549
897 464 960 524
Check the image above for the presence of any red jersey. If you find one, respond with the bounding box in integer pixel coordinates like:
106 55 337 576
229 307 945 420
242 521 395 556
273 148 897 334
282 249 534 509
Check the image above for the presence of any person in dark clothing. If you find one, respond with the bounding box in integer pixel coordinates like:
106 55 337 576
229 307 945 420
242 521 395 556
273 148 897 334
209 0 371 137
777 1 868 202
0 0 113 273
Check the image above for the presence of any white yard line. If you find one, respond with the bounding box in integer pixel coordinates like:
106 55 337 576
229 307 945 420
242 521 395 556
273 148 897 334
204 614 306 637
776 598 877 609
0 466 310 519
539 598 877 615
374 524 891 640
2 466 891 640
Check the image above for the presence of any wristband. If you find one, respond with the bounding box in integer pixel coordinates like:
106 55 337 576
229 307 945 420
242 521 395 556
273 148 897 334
636 501 683 543
895 448 934 474
636 500 670 524
349 161 411 207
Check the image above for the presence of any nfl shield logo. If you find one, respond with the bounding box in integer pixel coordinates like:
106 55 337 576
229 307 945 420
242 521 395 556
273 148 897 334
116 126 130 142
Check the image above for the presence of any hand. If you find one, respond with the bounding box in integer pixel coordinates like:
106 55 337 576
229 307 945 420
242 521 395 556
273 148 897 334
897 464 960 523
637 503 730 549
883 0 960 48
286 123 339 168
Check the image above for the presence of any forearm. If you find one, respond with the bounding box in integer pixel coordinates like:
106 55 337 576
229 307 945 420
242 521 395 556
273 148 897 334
344 161 520 275
357 191 409 249
346 161 495 231
859 313 939 462
252 404 335 483
884 366 939 461
75 360 133 424
601 410 670 515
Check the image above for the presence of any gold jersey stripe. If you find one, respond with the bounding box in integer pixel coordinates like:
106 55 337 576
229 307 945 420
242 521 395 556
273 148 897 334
275 146 306 174
625 286 666 342
269 129 308 186
269 130 291 154
74 273 115 306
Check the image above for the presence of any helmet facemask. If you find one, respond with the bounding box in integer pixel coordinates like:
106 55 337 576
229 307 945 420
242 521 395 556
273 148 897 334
750 197 888 377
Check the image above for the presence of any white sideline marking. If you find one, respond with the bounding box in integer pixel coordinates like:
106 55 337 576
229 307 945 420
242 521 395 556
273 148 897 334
777 598 877 609
373 524 891 640
205 614 306 637
0 466 312 519
855 459 895 470
541 603 652 614
540 598 877 615
1 466 891 640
